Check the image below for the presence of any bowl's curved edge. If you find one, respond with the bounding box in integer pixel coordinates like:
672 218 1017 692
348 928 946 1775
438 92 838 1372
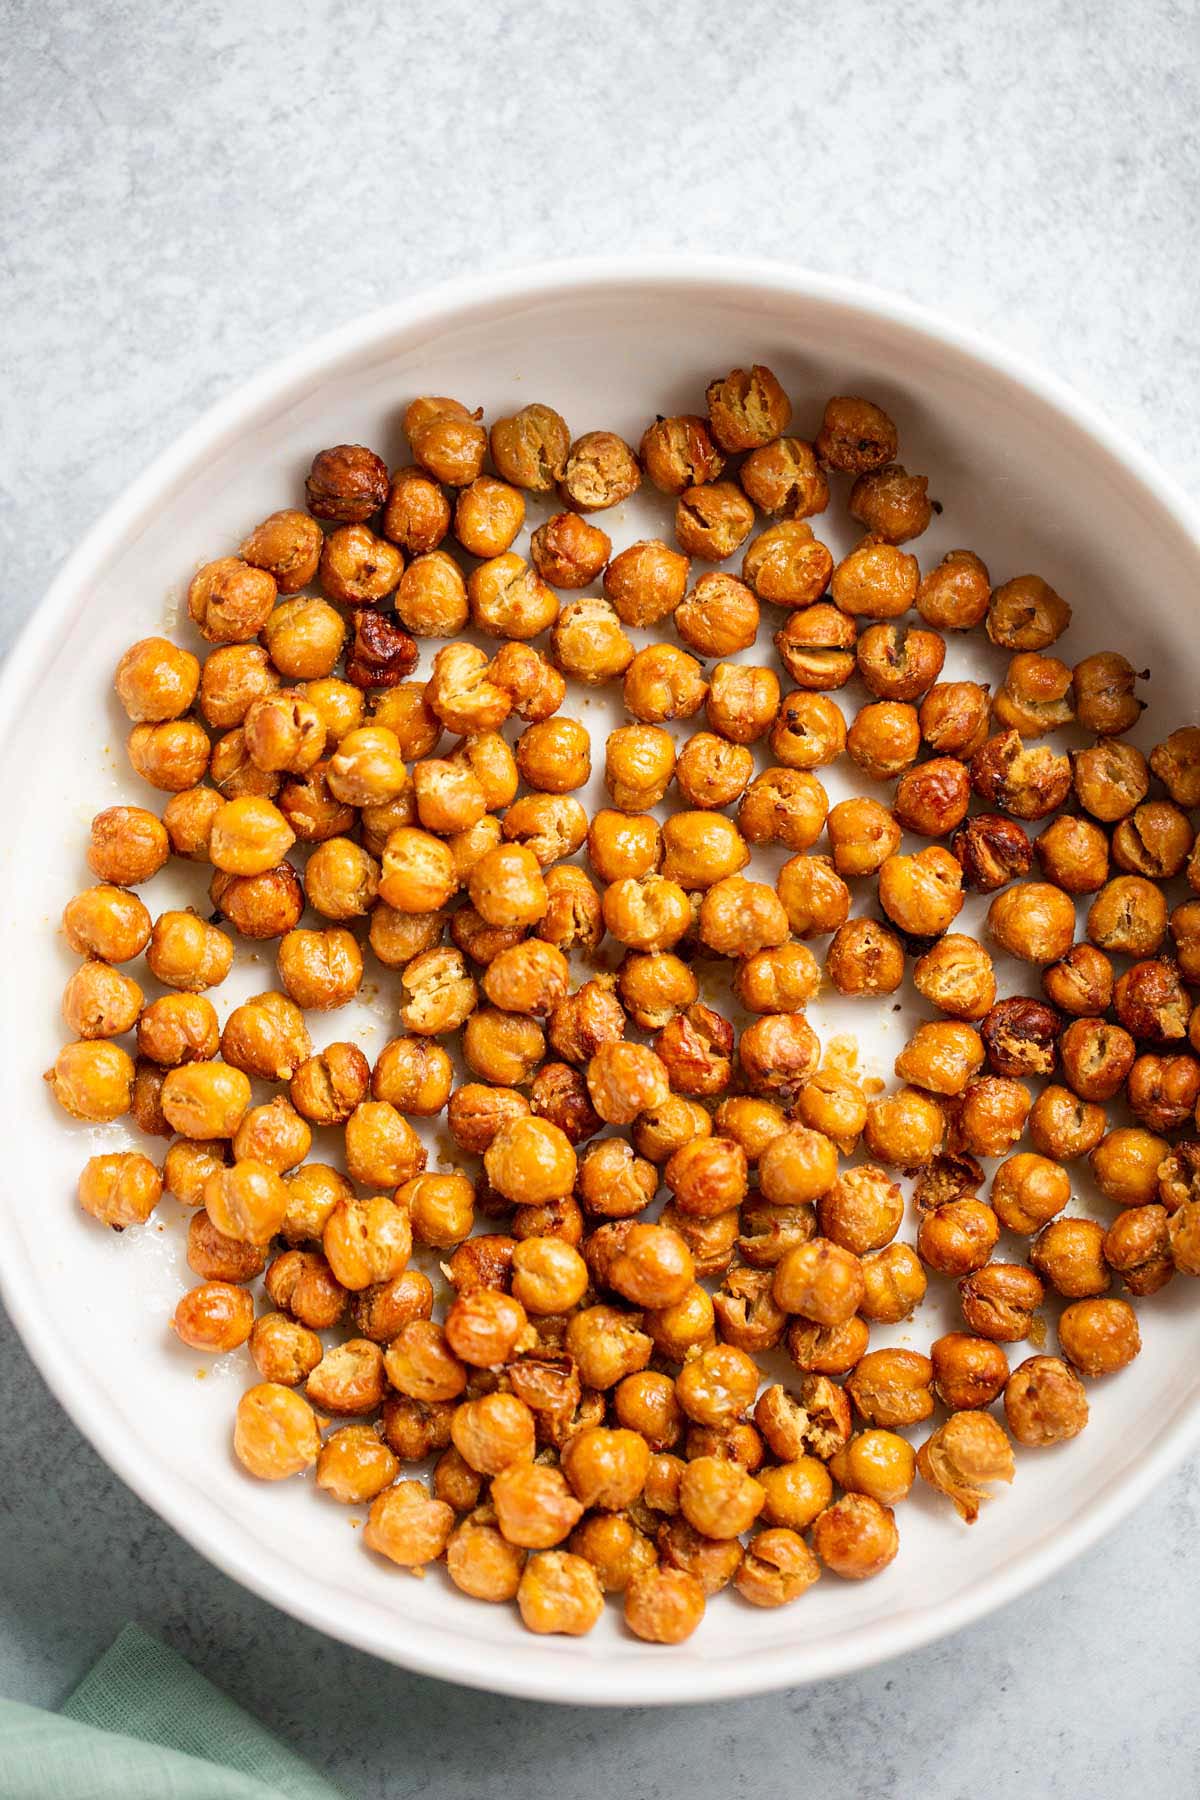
4 254 1200 1705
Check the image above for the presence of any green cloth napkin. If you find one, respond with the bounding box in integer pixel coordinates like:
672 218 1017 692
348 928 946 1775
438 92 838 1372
0 1624 351 1800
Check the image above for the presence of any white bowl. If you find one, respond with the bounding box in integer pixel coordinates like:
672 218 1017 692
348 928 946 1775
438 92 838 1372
4 257 1200 1705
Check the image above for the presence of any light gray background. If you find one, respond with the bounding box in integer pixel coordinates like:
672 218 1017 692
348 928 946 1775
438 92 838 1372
3 1 1199 1793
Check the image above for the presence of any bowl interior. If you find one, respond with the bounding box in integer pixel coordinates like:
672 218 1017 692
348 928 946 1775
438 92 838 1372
3 264 1199 1704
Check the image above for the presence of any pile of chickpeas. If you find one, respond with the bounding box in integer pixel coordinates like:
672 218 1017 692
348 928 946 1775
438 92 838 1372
47 364 1200 1645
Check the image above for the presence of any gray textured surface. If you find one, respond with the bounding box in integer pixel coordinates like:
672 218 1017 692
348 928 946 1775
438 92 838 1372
3 0 1200 1793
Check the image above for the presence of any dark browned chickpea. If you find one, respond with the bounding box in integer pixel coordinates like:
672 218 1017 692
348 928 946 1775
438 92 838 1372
1059 1296 1141 1376
917 1411 1014 1522
1042 942 1114 1017
603 538 690 627
978 996 1059 1080
1114 959 1190 1043
742 520 833 608
776 854 851 939
1151 727 1200 806
706 661 782 744
918 680 992 757
878 845 964 937
1104 1203 1174 1296
1031 1217 1110 1298
706 364 791 451
1034 815 1109 894
894 758 972 838
848 464 931 543
930 1332 1009 1410
826 918 905 997
846 700 920 779
771 691 847 770
950 816 1031 898
1071 741 1150 830
815 395 896 472
959 1263 1044 1341
1004 1355 1089 1447
639 413 724 494
913 934 997 1020
1028 1084 1106 1161
916 549 990 630
831 536 918 620
986 574 1071 649
972 730 1073 820
1091 1126 1171 1209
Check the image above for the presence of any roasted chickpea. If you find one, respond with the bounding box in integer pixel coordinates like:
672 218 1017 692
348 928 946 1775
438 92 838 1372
1059 1018 1136 1103
930 1332 1010 1411
826 918 905 997
773 601 857 690
163 1140 230 1209
734 942 821 1016
878 846 964 937
1150 727 1200 806
639 412 724 495
1090 1126 1171 1208
77 1150 161 1228
826 799 901 878
1042 943 1114 1017
856 623 945 703
770 691 846 770
776 854 851 939
603 537 690 627
846 700 920 779
953 1078 1031 1157
740 519 834 608
559 430 640 512
917 1411 1015 1522
812 1492 899 1580
1114 959 1189 1044
660 811 750 891
281 1164 354 1245
859 1243 927 1323
912 935 996 1021
1086 874 1167 958
187 556 277 645
917 1198 1000 1276
705 662 782 746
624 645 708 727
86 806 169 887
1058 1296 1141 1376
828 1431 915 1508
1031 1217 1110 1298
707 363 791 451
233 1383 321 1481
1103 1203 1174 1296
829 535 918 620
1168 1199 1200 1274
187 1209 268 1285
987 881 1076 964
972 731 1072 820
158 1060 250 1139
737 1012 822 1103
1028 1084 1107 1161
1113 801 1193 882
617 951 697 1031
1004 1355 1089 1447
741 432 828 518
918 680 992 757
986 574 1071 650
772 1237 864 1325
895 1021 985 1097
489 403 570 492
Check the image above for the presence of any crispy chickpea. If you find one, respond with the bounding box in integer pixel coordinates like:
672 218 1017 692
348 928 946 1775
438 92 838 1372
315 1425 400 1506
61 885 152 965
489 403 570 491
894 1021 983 1098
659 811 750 892
1073 744 1153 837
737 1012 821 1102
171 1280 255 1353
199 644 281 732
917 1198 1000 1276
958 1263 1044 1342
878 846 963 937
1042 943 1113 1019
1031 1217 1110 1298
826 799 901 880
1150 727 1200 806
912 547 989 629
1057 1018 1134 1104
733 942 821 1017
527 511 608 592
384 1318 467 1404
365 1479 456 1570
738 519 833 610
1114 801 1193 880
674 1344 758 1430
972 731 1072 821
912 935 997 1022
467 552 558 641
771 1237 863 1326
1068 651 1144 735
859 1243 926 1323
279 1163 352 1246
549 596 632 687
987 881 1077 965
741 433 828 518
129 1058 170 1136
812 1492 899 1580
604 726 676 814
856 623 945 704
825 918 905 998
1028 1084 1107 1162
156 1061 249 1140
774 602 857 692
674 572 760 659
86 805 170 887
493 1463 585 1550
1086 874 1167 959
862 1086 945 1167
929 1332 1009 1411
603 538 690 629
514 717 590 796
1058 1296 1141 1376
1158 1146 1200 1217
351 1269 434 1344
635 1097 714 1169
163 1139 229 1209
776 854 851 939
202 1158 288 1245
59 955 141 1041
917 1411 1014 1523
988 1150 1070 1234
319 1193 410 1292
845 700 919 780
482 1114 576 1206
814 394 896 471
1033 815 1108 895
481 939 568 1018
559 429 640 512
1114 959 1189 1044
986 574 1071 650
705 662 782 745
770 691 846 771
919 681 992 757
1004 1355 1089 1447
640 412 725 494
624 647 708 730
676 1455 764 1540
1169 1199 1200 1274
188 556 277 645
622 1563 705 1642
707 363 791 451
617 951 697 1031
232 1095 311 1172
1104 1203 1174 1296
829 535 918 621
586 1042 669 1127
76 1150 161 1229
1090 1126 1170 1208
233 1383 321 1481
187 1210 267 1285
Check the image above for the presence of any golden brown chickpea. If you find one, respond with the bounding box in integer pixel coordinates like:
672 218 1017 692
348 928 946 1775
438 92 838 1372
624 648 708 730
622 1562 706 1642
917 1198 1000 1276
878 845 964 937
560 1426 651 1512
893 758 973 841
812 1492 899 1580
1128 1051 1200 1133
480 1114 575 1206
972 731 1072 821
569 1513 657 1596
1032 816 1108 896
202 1158 289 1245
558 429 640 512
705 662 782 747
280 1163 354 1246
958 1264 1044 1343
846 700 920 779
316 523 402 608
241 690 325 782
617 952 697 1032
188 557 277 645
991 1154 1071 1236
826 798 902 877
551 596 634 685
829 535 918 620
913 547 989 629
678 1454 765 1539
86 805 170 887
600 728 673 817
236 508 323 594
826 919 906 998
199 643 281 732
701 363 790 452
1113 801 1192 883
343 1098 425 1190
1073 755 1153 850
673 1343 758 1428
919 680 992 759
986 881 1077 965
303 441 388 522
929 1332 1010 1411
816 1166 904 1257
1058 1295 1141 1376
734 942 821 1016
565 1305 652 1392
384 1318 468 1405
233 1383 321 1481
380 466 452 558
738 518 833 610
163 1139 229 1209
911 935 996 1021
468 552 558 641
156 1060 249 1140
305 1337 387 1416
274 926 362 1011
828 1431 915 1508
786 1316 870 1376
379 1392 455 1462
1042 942 1113 1018
172 1279 255 1353
660 811 750 891
261 599 346 685
1114 958 1190 1045
695 875 786 959
770 690 846 771
187 1209 268 1285
77 1150 161 1228
954 1075 1032 1157
449 1393 536 1476
365 1479 457 1571
388 550 468 639
1090 1126 1170 1208
116 639 202 730
772 1237 864 1325
603 537 690 628
444 1516 526 1602
492 1461 586 1550
232 1096 311 1173
1059 1018 1136 1103
986 574 1071 650
402 398 485 488
675 571 761 657
513 718 589 797
261 1268 341 1341
993 651 1075 736
740 432 828 518
917 1411 1015 1522
60 957 142 1041
856 622 946 703
1168 1197 1200 1274
635 1097 714 1168
516 1550 604 1635
1104 1203 1174 1296
737 1012 822 1102
488 402 570 491
776 854 851 939
859 1243 927 1323
774 604 857 693
640 412 725 494
843 1349 933 1431
461 1008 544 1087
481 939 568 1018
1004 1355 1089 1447
708 1264 784 1351
1150 727 1200 806
1027 1085 1107 1163
1085 874 1167 959
316 1425 400 1506
527 513 608 592
814 394 897 472
433 1445 485 1513
62 885 152 965
895 1021 985 1096
449 474 525 558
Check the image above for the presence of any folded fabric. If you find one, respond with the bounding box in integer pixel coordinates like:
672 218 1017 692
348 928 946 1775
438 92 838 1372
0 1624 349 1800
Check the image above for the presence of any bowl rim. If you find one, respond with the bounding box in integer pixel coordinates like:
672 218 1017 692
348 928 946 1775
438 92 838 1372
5 253 1200 1704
